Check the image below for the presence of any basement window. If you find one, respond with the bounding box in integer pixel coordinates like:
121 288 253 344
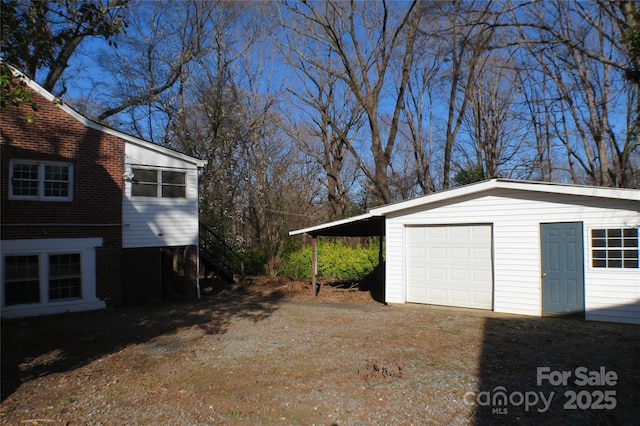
49 254 82 300
3 253 84 306
4 255 40 305
131 168 186 198
9 160 73 201
591 228 639 268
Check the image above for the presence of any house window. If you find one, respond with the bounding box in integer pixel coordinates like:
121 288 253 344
11 163 39 196
131 168 159 197
131 168 186 198
3 253 84 305
49 254 82 300
161 171 186 198
4 255 40 305
10 160 73 201
591 228 639 268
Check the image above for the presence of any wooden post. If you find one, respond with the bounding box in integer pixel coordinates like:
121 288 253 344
311 236 318 296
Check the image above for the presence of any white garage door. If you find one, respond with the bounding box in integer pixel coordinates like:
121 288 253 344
406 225 493 309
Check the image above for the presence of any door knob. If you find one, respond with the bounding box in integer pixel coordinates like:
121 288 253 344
542 273 547 277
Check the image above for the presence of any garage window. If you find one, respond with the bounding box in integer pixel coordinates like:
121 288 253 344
591 228 638 268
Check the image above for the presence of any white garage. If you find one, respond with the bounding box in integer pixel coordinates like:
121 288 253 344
290 179 640 324
405 225 493 309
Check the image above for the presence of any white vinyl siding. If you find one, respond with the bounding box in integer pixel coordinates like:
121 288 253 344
384 189 640 323
123 143 200 248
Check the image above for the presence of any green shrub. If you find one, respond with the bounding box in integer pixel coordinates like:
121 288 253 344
283 246 313 279
240 249 268 275
283 239 383 281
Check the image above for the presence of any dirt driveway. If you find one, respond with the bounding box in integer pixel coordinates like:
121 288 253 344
2 278 639 425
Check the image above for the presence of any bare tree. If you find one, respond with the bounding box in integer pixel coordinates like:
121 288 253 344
279 25 365 218
281 0 424 204
400 17 443 194
88 0 218 135
459 53 530 180
437 0 502 189
511 0 639 188
516 64 560 182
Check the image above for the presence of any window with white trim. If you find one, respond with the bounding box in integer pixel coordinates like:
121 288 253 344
4 255 40 305
3 253 83 305
10 160 73 201
49 254 82 300
131 168 186 198
591 228 639 268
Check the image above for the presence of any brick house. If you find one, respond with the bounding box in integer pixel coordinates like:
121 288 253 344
1 68 206 318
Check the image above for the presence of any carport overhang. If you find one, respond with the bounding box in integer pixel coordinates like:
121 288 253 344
289 213 385 237
289 213 386 296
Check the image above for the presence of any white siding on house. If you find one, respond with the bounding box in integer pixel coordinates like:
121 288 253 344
125 144 201 170
383 189 640 321
123 143 200 248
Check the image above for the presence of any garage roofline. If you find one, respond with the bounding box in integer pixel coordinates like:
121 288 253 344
370 178 640 216
290 179 640 238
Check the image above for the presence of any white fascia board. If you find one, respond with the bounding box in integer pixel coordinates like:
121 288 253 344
370 180 498 215
370 179 640 216
11 65 207 168
289 212 375 236
492 179 640 201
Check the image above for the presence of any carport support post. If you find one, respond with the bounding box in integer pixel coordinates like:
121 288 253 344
311 236 318 296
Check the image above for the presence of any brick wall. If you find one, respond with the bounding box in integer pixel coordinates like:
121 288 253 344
1 88 124 304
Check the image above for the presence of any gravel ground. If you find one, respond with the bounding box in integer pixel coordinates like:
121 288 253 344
2 278 639 425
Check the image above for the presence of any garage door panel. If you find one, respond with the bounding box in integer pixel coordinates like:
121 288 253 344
408 247 426 258
472 247 491 261
450 268 470 281
428 267 447 280
428 288 447 303
473 269 492 282
406 225 493 310
427 227 446 239
474 225 491 237
407 266 426 281
451 290 471 304
474 292 492 305
407 286 427 301
450 247 470 260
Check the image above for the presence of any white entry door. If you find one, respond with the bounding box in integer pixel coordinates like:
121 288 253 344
405 225 493 309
